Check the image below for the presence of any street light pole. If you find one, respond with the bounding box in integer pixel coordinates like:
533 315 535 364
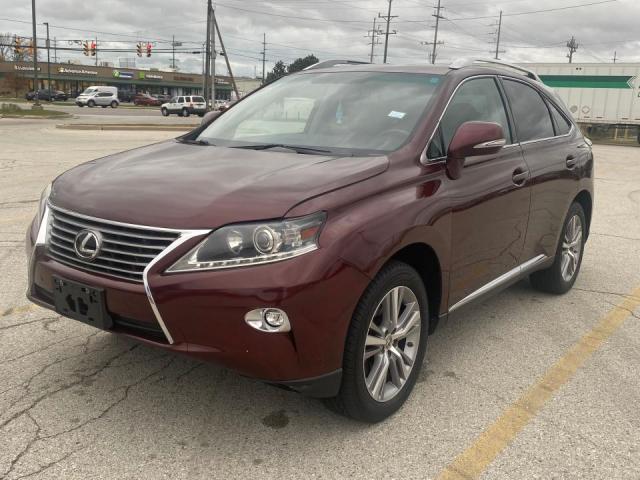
44 22 51 98
31 0 41 108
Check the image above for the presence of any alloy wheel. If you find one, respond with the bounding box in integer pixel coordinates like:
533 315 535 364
561 214 583 282
363 286 421 402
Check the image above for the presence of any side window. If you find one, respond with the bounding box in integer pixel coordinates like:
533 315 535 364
547 100 572 136
429 78 511 159
177 97 184 103
503 80 554 142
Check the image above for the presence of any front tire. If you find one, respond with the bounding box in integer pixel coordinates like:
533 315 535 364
530 202 586 294
325 261 429 423
161 107 169 117
88 100 96 108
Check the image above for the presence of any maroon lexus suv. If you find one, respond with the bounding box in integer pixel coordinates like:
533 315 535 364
26 60 593 422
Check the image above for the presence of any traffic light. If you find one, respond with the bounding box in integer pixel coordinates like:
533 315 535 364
136 43 142 57
13 36 22 56
146 42 152 57
91 41 97 56
83 41 89 56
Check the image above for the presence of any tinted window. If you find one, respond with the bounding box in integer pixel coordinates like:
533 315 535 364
503 80 554 142
193 96 205 103
548 101 572 135
432 78 511 158
177 97 184 103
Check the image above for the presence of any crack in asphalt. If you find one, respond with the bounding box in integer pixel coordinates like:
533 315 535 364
591 231 640 242
0 316 59 332
573 287 640 301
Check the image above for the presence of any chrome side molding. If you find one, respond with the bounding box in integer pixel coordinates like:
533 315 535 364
449 254 548 313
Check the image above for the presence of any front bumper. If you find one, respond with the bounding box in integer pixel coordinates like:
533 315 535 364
26 214 368 397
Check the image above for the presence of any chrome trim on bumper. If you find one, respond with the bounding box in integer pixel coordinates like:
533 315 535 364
449 254 548 313
142 230 209 344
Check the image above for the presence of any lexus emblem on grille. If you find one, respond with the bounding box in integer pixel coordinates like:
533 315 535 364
73 229 102 261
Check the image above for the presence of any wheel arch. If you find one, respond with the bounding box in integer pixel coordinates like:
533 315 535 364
574 190 592 239
384 243 443 334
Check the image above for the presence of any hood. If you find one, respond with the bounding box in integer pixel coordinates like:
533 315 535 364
50 140 388 229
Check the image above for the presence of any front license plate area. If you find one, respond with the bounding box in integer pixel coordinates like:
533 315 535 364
53 276 113 330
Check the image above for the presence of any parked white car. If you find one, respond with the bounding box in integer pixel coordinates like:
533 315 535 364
75 86 119 108
160 96 207 117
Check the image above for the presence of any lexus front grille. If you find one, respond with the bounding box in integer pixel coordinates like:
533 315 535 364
47 205 181 283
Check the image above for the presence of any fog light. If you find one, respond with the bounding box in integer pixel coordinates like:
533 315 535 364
264 309 284 328
245 308 291 332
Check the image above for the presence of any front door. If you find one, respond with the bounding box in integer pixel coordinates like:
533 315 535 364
428 76 532 308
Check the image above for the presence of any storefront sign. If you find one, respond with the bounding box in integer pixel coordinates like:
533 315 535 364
139 72 163 80
14 65 41 72
174 75 195 82
112 70 134 79
58 67 98 75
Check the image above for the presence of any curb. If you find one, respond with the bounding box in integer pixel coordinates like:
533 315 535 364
56 123 198 131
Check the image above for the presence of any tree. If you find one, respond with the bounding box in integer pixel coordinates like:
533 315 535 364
0 32 12 61
287 55 319 74
264 55 319 84
3 71 28 98
265 60 287 84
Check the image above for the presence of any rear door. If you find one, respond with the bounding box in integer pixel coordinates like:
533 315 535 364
428 76 532 309
501 78 582 262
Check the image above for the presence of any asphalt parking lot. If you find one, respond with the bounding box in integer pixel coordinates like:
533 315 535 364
1 118 639 479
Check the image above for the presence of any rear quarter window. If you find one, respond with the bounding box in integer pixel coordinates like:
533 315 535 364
503 79 554 142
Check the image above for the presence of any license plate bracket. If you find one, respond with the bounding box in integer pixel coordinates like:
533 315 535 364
53 276 113 330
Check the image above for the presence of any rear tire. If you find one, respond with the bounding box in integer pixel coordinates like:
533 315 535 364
325 261 429 423
110 101 118 108
530 202 586 294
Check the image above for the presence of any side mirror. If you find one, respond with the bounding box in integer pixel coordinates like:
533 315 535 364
446 121 506 180
201 110 221 126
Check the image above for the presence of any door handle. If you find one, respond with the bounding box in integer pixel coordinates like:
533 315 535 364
512 169 529 186
566 155 577 169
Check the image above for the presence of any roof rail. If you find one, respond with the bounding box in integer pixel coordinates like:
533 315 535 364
449 58 541 82
303 59 371 71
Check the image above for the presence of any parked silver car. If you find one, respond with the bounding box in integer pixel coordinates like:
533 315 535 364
76 86 120 108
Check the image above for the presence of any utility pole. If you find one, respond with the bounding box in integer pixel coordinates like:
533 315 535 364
612 51 618 63
378 0 397 64
44 22 51 94
261 33 266 84
211 6 216 104
494 10 503 60
566 36 578 63
204 0 212 107
30 0 40 108
172 35 176 70
430 0 444 64
213 11 239 100
95 36 98 66
53 37 57 63
366 17 383 63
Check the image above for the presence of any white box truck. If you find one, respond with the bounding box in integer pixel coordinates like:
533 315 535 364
525 63 640 144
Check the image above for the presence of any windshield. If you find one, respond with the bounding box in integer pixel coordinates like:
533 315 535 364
81 88 97 95
197 71 442 154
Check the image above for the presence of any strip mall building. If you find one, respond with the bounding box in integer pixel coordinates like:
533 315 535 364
0 60 261 99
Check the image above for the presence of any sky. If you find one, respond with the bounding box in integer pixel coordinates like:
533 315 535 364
0 0 638 78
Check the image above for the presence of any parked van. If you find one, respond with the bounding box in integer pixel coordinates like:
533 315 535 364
75 86 119 108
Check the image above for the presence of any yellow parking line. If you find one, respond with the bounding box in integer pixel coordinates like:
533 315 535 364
1 304 38 317
436 286 640 480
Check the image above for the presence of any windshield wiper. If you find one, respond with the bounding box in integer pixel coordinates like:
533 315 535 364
231 144 333 155
180 138 213 146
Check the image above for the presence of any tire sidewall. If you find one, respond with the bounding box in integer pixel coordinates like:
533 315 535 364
346 263 429 422
552 202 586 291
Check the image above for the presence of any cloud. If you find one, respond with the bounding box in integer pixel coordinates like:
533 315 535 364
1 0 638 77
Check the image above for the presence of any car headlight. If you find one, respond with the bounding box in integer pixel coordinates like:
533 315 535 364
38 183 51 222
167 212 326 272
